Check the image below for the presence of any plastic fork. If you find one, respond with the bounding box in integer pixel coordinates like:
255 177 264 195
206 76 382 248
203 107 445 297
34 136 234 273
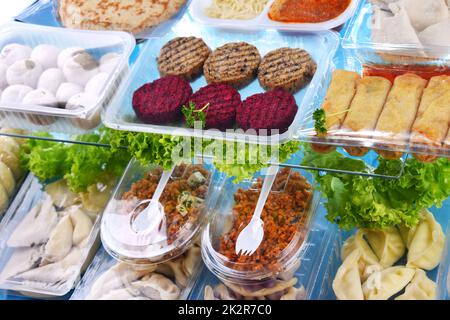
235 165 280 256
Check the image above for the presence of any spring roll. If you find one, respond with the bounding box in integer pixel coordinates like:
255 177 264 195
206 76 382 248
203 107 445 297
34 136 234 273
416 76 450 118
342 76 392 156
444 130 450 157
375 74 427 160
311 70 361 154
411 91 450 163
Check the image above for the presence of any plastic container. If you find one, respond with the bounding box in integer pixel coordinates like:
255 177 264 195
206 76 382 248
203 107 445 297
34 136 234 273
201 166 321 295
316 201 450 300
101 158 224 266
190 223 337 300
0 175 113 297
70 243 203 300
102 15 339 144
189 0 361 32
0 22 135 134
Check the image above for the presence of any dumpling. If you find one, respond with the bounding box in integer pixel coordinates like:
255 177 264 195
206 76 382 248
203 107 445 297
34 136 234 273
407 210 445 270
0 161 15 196
69 208 93 246
398 224 417 249
132 273 181 300
419 19 450 47
0 147 22 179
45 179 80 209
0 246 44 281
98 288 137 300
204 285 216 300
365 227 406 268
7 195 58 247
372 4 423 50
44 215 74 262
332 250 365 300
0 183 8 213
398 0 449 31
80 181 114 215
181 245 201 277
205 284 236 300
0 136 20 156
363 266 415 300
341 230 381 280
395 269 436 300
280 286 306 300
226 278 298 298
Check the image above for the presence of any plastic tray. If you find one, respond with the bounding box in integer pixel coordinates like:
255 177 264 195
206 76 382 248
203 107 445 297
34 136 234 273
0 175 106 297
316 200 450 300
101 157 225 266
103 15 339 144
189 0 361 32
0 22 135 134
70 244 204 300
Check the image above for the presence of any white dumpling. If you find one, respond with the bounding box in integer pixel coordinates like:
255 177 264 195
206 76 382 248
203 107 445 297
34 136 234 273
37 68 66 94
6 59 43 87
22 89 58 108
226 278 297 298
132 273 181 300
45 179 80 209
55 82 83 105
181 245 201 277
57 47 85 69
365 227 406 268
341 230 381 280
44 215 74 262
0 44 32 66
0 61 8 89
85 72 109 97
419 19 450 47
69 208 93 246
0 246 44 281
363 266 415 300
204 285 216 300
280 286 306 300
157 259 188 288
7 195 59 247
0 146 22 179
1 84 33 104
99 52 121 74
398 0 449 31
395 269 436 300
207 284 236 300
372 4 423 51
332 250 365 300
98 288 137 300
62 52 98 86
0 183 8 214
398 224 417 249
0 161 15 196
30 44 60 69
407 210 445 270
0 136 20 156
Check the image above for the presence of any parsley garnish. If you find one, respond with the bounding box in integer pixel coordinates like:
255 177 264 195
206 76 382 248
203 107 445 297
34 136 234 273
182 102 210 128
313 109 327 135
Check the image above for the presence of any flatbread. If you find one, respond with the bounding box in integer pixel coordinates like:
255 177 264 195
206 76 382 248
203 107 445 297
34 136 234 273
58 0 186 34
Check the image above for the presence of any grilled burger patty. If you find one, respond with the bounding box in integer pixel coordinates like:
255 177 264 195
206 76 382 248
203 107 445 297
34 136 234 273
204 42 261 89
158 37 211 80
258 48 316 93
132 76 192 125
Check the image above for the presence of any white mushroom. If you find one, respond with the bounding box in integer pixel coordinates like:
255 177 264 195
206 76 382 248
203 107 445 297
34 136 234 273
6 59 44 87
57 46 85 69
85 72 109 96
37 68 66 94
66 92 97 111
63 52 98 86
22 89 58 108
55 82 83 105
31 44 61 69
100 52 121 74
1 84 33 104
0 43 32 65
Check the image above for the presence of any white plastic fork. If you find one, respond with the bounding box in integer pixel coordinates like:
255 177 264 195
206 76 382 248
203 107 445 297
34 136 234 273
235 165 280 256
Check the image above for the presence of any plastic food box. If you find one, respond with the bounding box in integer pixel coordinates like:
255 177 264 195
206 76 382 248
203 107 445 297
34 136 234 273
316 202 450 300
101 158 225 266
190 224 337 300
201 166 321 294
103 15 339 144
189 0 361 32
0 22 135 134
0 175 111 297
70 244 204 300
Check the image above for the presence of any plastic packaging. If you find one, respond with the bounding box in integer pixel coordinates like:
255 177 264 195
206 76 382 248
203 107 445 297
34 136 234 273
0 175 112 297
189 0 361 32
103 15 339 144
101 158 225 266
317 203 450 300
0 22 135 134
201 167 321 296
70 244 203 300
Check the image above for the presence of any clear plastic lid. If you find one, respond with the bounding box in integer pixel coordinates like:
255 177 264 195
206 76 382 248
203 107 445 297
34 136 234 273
201 167 320 285
101 158 223 266
0 175 113 296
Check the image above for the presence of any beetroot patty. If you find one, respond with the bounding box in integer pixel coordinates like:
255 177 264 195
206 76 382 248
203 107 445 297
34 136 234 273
132 76 192 124
237 89 297 133
189 83 241 130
